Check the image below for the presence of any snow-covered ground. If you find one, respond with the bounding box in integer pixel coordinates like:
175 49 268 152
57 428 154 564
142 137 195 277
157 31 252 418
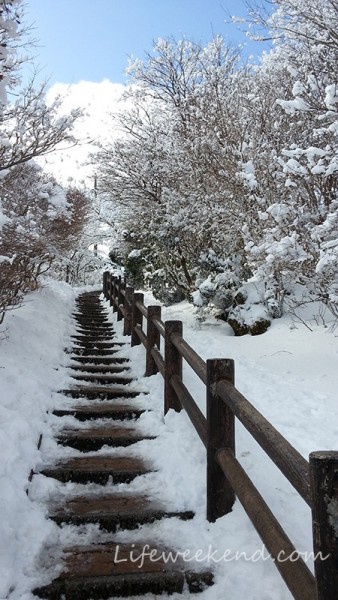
0 278 337 599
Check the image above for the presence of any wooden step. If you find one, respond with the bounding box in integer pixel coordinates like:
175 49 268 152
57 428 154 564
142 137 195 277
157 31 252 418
61 386 144 400
48 494 194 530
75 327 115 335
69 363 130 373
72 335 115 343
70 356 129 365
53 402 146 421
40 456 151 485
72 341 119 349
73 319 111 327
73 307 108 312
72 333 115 340
75 306 104 312
76 298 101 304
57 424 155 450
73 312 109 320
33 543 213 598
70 373 134 385
72 342 126 348
71 348 123 356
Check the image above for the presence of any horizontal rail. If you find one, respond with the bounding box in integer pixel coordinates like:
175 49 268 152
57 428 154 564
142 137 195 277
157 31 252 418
217 448 316 600
135 300 148 318
217 380 312 507
134 324 147 347
151 347 165 376
171 333 207 384
170 374 207 446
153 317 165 338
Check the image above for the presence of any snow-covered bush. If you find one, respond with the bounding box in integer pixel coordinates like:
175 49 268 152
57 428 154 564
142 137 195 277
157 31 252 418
227 283 271 336
124 248 146 288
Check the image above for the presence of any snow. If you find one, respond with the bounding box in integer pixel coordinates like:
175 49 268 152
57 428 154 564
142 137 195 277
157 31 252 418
36 80 128 186
0 207 10 230
0 281 337 599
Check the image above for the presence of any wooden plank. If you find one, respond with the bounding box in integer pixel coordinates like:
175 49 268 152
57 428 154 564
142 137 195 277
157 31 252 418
53 403 146 421
135 299 148 317
61 386 143 400
151 347 165 376
134 324 147 347
170 374 207 446
217 448 316 600
34 543 213 598
49 494 194 530
171 333 207 384
41 456 151 485
217 379 312 506
153 317 165 338
58 425 155 451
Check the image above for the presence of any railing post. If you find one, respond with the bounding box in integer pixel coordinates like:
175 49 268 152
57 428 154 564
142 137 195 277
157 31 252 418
309 451 338 600
131 292 144 347
117 276 124 321
145 306 161 377
164 321 183 414
123 286 134 336
103 271 109 299
206 358 236 522
110 274 115 309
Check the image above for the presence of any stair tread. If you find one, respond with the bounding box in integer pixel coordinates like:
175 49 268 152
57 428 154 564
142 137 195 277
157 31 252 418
33 542 213 598
57 425 155 449
71 347 126 356
70 355 128 364
73 336 115 341
53 406 145 422
42 455 149 472
61 386 145 399
69 364 130 373
41 456 152 485
58 425 152 440
49 494 194 522
70 374 134 384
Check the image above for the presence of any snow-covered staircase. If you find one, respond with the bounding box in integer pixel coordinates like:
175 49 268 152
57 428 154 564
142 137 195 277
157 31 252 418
33 291 213 598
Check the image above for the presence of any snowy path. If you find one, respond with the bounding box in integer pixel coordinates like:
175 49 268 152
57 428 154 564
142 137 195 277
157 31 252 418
32 290 212 598
0 279 337 599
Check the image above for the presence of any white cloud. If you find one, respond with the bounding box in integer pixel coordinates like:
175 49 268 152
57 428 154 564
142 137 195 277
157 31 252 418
39 79 129 187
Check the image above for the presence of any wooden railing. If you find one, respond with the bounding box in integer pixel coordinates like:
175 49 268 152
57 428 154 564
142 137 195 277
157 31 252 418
103 272 338 600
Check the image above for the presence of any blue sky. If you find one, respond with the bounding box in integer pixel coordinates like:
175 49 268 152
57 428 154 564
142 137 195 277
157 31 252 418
24 0 270 88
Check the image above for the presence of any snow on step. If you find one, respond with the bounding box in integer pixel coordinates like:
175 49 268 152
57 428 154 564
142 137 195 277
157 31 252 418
33 543 213 598
48 493 194 531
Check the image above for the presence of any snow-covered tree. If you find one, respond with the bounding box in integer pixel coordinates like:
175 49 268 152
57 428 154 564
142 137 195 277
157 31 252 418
0 0 82 323
94 0 338 331
241 0 338 318
95 37 250 303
